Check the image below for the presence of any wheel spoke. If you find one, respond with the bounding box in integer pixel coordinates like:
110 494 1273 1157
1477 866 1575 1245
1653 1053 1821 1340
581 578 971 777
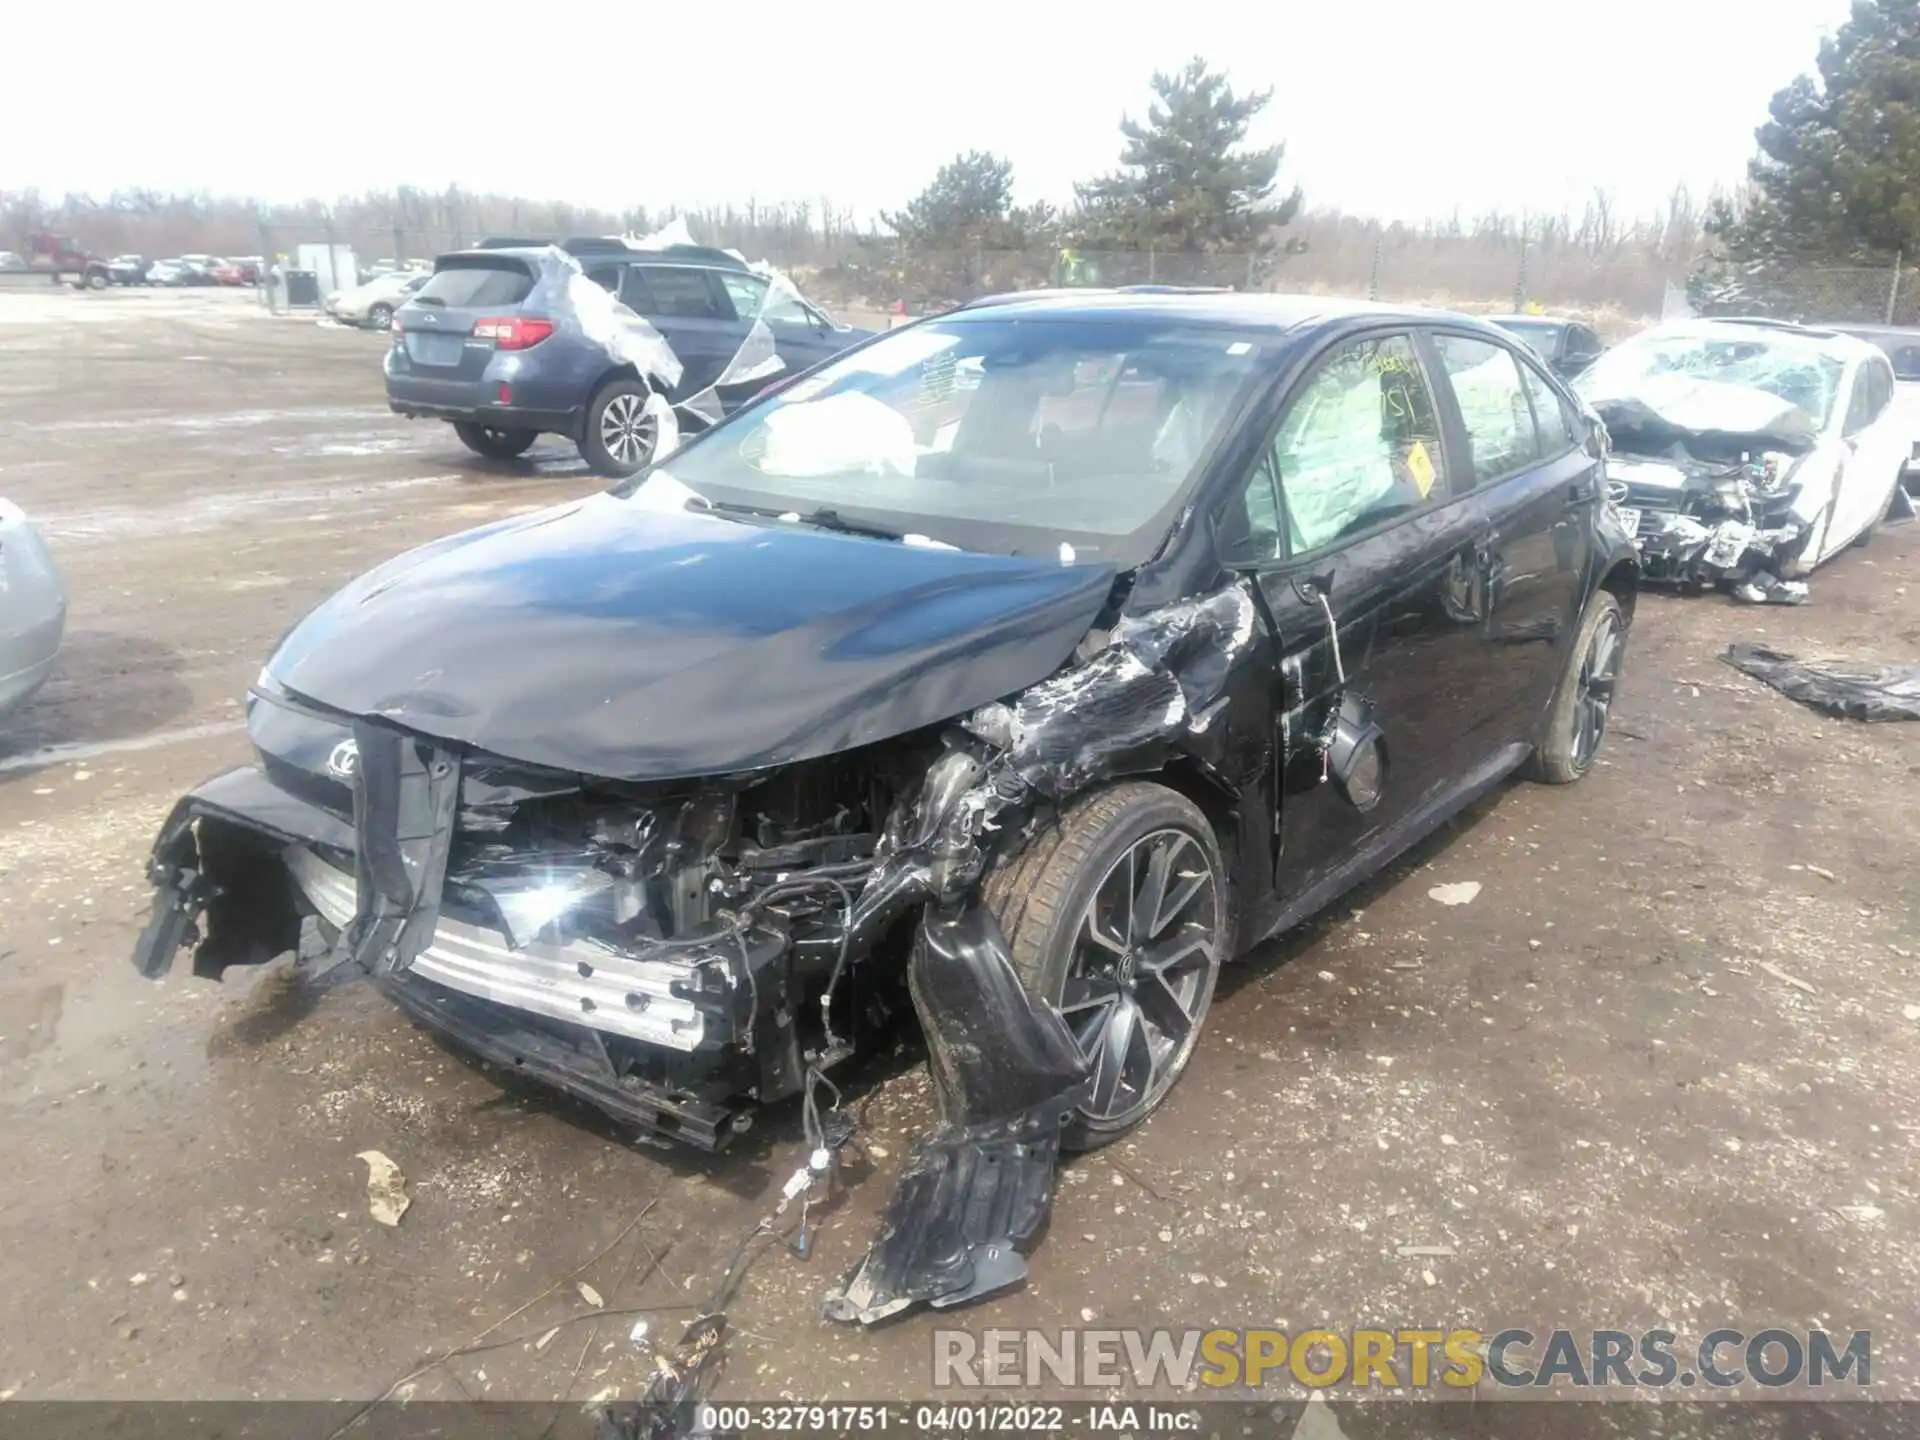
1133 836 1175 941
1134 965 1195 1048
1087 997 1143 1115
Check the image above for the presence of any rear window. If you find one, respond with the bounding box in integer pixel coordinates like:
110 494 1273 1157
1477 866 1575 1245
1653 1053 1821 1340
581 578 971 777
417 259 534 309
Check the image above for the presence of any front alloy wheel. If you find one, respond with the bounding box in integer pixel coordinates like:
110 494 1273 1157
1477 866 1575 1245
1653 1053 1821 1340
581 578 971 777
1570 604 1622 771
1064 827 1222 1128
983 781 1228 1149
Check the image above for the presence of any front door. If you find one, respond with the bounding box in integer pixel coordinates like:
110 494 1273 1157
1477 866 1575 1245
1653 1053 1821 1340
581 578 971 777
1218 330 1495 901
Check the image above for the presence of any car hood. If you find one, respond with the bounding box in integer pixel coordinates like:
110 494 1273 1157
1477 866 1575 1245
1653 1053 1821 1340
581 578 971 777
264 493 1118 781
1588 374 1821 458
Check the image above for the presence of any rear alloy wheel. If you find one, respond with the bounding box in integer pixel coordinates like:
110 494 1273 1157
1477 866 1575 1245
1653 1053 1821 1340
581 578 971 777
451 422 538 460
1525 590 1625 785
580 379 660 477
983 782 1228 1150
366 303 393 330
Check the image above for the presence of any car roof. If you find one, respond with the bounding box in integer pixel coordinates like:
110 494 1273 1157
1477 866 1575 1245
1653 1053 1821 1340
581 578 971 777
947 288 1502 335
1486 314 1574 328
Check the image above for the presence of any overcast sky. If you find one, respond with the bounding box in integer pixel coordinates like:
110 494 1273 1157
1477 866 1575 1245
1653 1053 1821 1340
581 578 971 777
5 0 1853 225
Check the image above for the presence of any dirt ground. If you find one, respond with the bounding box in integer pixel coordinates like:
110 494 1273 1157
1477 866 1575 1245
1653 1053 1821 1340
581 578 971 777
2 288 1918 1427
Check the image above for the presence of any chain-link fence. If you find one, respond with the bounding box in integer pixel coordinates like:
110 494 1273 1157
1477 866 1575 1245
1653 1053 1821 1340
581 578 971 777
143 219 1920 341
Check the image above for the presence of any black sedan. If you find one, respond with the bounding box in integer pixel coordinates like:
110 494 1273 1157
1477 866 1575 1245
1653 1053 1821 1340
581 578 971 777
130 291 1637 1325
1489 314 1608 378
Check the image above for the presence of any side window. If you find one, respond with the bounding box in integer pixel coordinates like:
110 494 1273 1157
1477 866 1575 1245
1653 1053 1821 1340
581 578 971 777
1870 360 1893 419
638 266 723 319
585 265 620 294
1263 332 1449 556
1516 354 1577 455
720 269 815 326
1892 345 1920 383
717 271 769 322
617 267 651 312
1571 326 1604 363
1842 366 1879 435
1432 334 1541 486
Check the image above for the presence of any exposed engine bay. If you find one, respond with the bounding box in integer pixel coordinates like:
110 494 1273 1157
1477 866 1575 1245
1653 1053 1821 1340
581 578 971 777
1606 446 1813 605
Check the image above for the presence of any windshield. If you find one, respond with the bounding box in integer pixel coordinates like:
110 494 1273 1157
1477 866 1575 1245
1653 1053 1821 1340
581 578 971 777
1579 331 1845 429
631 316 1269 561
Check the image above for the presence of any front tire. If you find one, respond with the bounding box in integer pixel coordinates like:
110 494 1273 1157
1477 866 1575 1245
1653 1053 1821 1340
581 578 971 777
1525 590 1625 785
982 782 1228 1151
86 270 109 291
579 378 660 477
451 422 537 460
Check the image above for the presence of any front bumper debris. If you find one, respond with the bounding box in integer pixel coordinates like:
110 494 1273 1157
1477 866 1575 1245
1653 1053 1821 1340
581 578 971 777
823 904 1091 1324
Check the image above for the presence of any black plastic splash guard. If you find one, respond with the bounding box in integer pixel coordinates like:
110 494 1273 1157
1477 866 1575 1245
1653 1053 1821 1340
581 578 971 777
337 721 463 976
822 902 1091 1325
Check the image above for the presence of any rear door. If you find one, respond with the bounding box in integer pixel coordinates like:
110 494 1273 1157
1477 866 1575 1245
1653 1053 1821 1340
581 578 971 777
396 255 538 381
623 265 744 400
1427 330 1593 742
1219 329 1493 898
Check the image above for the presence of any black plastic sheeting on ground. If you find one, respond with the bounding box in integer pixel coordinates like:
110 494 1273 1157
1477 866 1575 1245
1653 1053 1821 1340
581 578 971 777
1722 643 1920 721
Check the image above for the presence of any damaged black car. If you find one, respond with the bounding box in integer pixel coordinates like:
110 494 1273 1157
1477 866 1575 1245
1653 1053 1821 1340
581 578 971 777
131 293 1638 1325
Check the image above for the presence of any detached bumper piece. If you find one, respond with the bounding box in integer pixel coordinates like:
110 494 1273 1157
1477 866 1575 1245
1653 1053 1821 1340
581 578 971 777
823 903 1091 1325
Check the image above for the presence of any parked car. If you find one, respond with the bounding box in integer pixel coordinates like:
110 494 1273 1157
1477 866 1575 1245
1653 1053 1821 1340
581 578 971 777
212 257 260 285
325 270 427 328
133 292 1636 1321
0 251 25 273
1581 317 1910 602
386 239 874 474
1829 322 1920 493
1488 315 1606 378
176 256 222 287
0 499 68 720
107 255 151 285
145 259 188 287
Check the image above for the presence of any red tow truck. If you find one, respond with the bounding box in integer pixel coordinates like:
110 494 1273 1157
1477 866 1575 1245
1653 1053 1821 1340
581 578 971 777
24 232 113 290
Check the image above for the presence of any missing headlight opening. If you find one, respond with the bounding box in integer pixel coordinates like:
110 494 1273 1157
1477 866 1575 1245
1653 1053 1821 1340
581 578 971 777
129 575 1263 1325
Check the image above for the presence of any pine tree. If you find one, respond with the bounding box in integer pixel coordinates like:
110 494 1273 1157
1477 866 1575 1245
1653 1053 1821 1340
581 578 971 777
1070 57 1300 253
1716 0 1920 261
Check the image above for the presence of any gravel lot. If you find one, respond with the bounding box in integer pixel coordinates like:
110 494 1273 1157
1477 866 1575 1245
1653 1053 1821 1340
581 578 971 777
2 287 1918 1430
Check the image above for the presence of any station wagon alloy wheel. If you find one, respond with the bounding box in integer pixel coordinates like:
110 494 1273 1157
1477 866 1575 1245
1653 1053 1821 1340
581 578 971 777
1572 606 1623 769
600 392 659 469
1063 828 1222 1126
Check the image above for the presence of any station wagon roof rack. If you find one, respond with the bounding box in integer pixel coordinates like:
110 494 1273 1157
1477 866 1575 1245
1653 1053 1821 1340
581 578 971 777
470 236 750 271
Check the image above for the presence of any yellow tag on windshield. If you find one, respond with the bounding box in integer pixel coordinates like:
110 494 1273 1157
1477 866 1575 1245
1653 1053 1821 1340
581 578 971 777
1407 441 1436 498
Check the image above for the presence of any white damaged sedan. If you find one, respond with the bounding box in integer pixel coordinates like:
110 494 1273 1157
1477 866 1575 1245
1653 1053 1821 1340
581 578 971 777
1580 318 1912 603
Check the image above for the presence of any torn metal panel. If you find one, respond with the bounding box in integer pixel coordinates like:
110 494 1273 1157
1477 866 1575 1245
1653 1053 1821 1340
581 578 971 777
1722 643 1920 721
978 584 1260 798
